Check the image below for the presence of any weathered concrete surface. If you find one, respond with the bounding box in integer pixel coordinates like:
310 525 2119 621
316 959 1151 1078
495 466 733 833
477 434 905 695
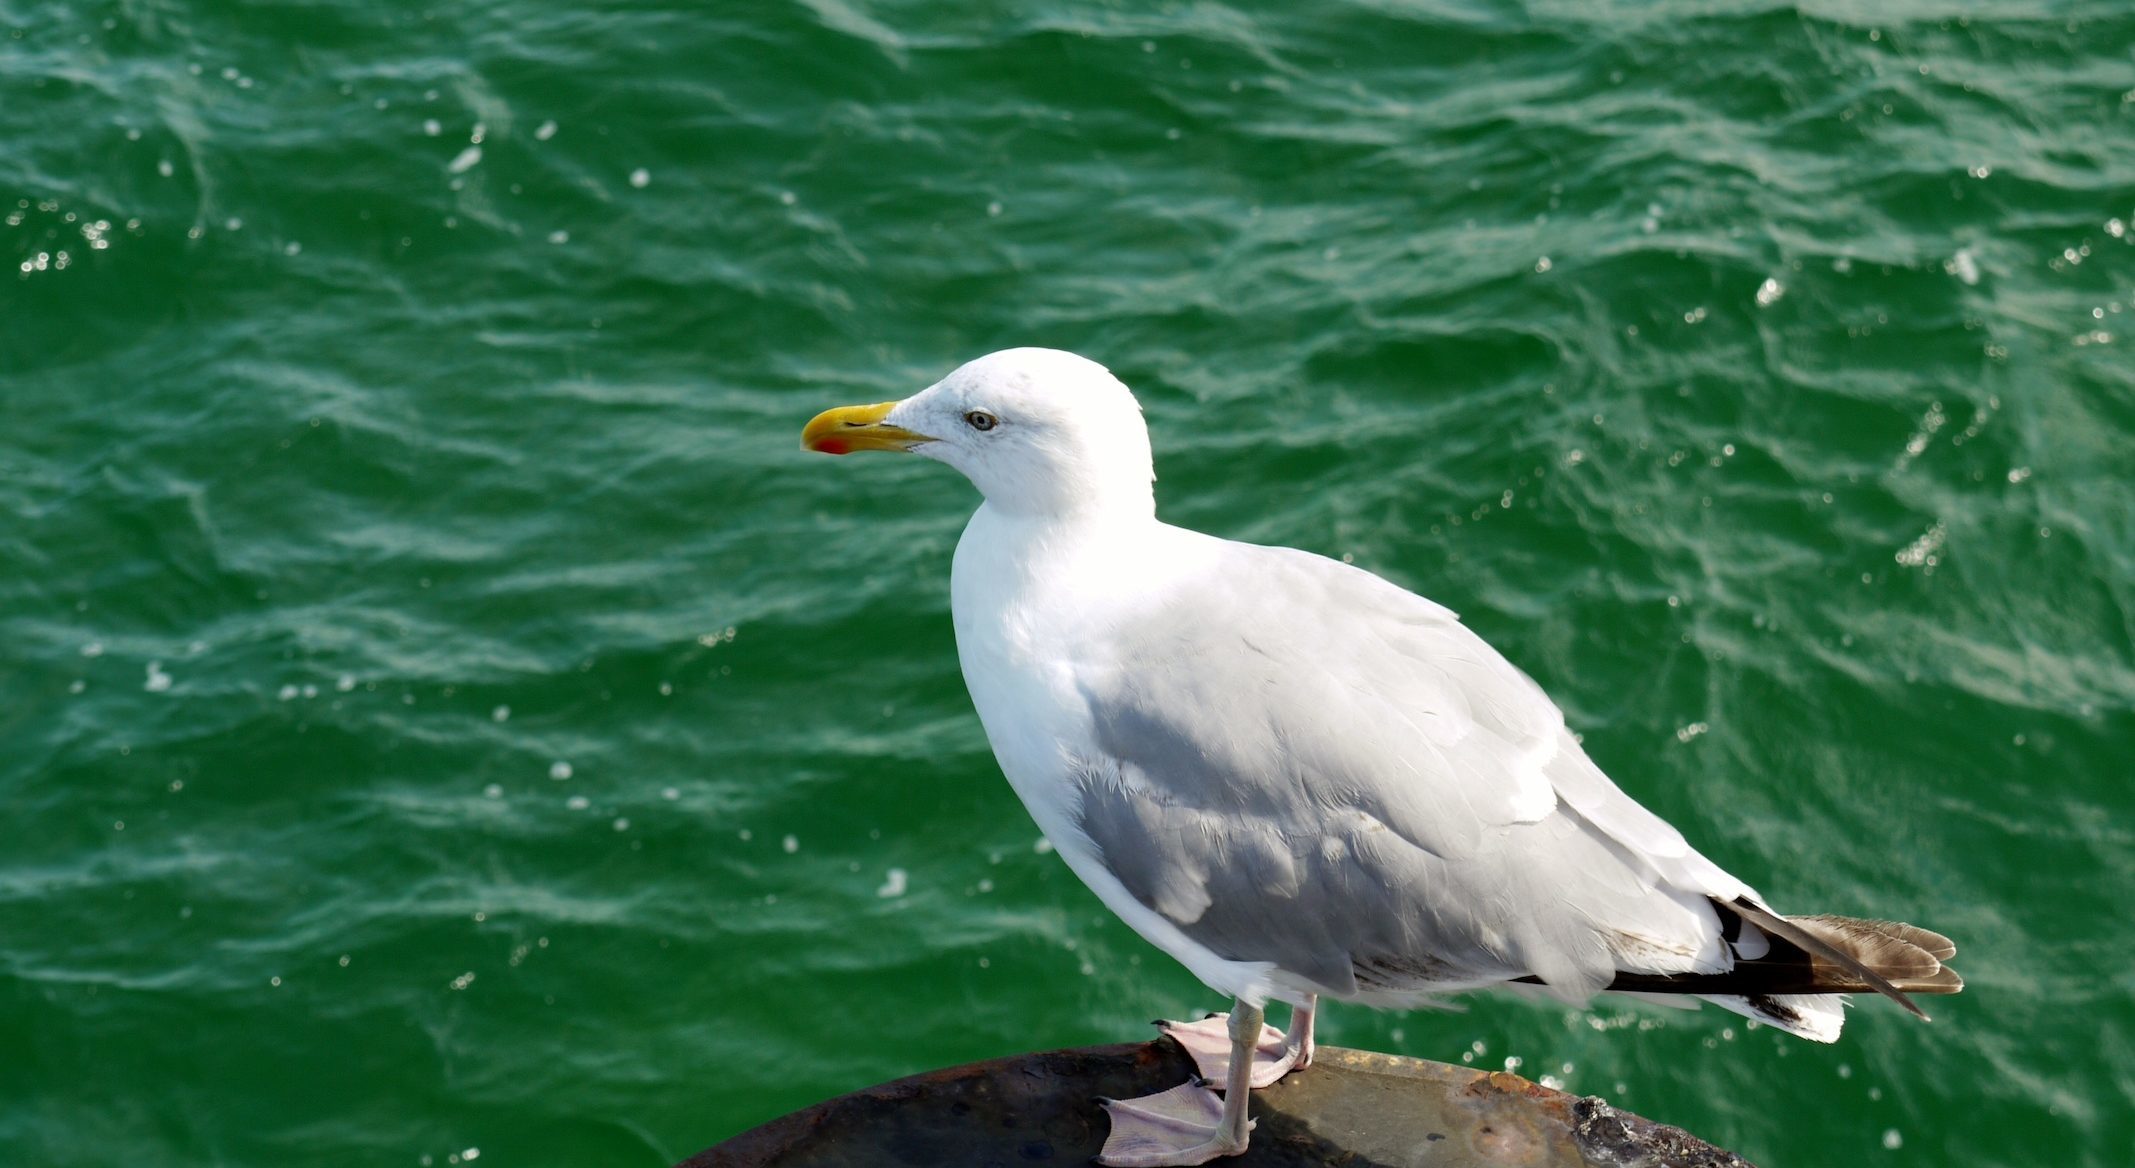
685 1042 1755 1168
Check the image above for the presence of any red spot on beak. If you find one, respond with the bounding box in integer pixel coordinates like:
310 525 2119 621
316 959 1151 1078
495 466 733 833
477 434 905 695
813 437 851 455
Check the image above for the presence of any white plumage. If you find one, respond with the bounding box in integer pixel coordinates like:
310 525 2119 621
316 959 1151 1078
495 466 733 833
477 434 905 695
802 347 1957 1166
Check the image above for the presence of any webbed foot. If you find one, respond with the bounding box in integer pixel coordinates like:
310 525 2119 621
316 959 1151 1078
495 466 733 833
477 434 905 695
1096 1080 1251 1166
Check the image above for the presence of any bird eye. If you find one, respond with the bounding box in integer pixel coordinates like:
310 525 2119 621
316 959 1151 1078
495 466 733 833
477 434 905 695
963 410 998 432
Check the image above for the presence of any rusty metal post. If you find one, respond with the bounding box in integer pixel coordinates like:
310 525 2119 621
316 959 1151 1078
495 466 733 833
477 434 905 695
686 1042 1755 1167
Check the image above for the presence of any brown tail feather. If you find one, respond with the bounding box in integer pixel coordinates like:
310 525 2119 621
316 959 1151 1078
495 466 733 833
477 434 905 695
1578 900 1963 1015
1789 915 1955 982
1798 914 1956 962
1729 901 1926 1015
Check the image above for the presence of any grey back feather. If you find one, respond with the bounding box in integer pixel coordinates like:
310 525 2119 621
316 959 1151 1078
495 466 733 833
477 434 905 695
1067 538 1749 1001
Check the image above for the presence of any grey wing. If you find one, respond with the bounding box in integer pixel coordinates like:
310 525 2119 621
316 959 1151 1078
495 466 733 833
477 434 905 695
1069 540 1753 1002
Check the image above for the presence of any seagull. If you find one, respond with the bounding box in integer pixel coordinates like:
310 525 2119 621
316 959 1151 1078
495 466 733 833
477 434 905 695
801 348 1961 1166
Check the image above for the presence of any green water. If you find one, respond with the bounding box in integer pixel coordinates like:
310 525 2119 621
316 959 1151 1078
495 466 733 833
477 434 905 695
5 2 2131 1165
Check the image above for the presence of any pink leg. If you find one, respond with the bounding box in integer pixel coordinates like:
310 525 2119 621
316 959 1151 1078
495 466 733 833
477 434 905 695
1157 994 1318 1089
1099 999 1260 1166
1287 995 1317 1072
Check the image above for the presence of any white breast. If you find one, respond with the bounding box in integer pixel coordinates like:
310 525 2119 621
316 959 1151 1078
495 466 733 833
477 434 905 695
948 505 1290 1005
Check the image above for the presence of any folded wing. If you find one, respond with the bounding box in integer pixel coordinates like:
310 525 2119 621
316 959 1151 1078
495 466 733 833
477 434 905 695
1066 541 1757 1001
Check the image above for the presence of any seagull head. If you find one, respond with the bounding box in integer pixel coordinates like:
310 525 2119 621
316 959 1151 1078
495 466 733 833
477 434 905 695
803 347 1156 519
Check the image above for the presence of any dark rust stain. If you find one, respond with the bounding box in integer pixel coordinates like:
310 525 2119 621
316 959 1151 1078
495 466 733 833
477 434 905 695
685 1043 1755 1168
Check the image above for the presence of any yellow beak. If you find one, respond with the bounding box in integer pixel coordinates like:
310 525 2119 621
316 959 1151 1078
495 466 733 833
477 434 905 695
801 400 936 455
